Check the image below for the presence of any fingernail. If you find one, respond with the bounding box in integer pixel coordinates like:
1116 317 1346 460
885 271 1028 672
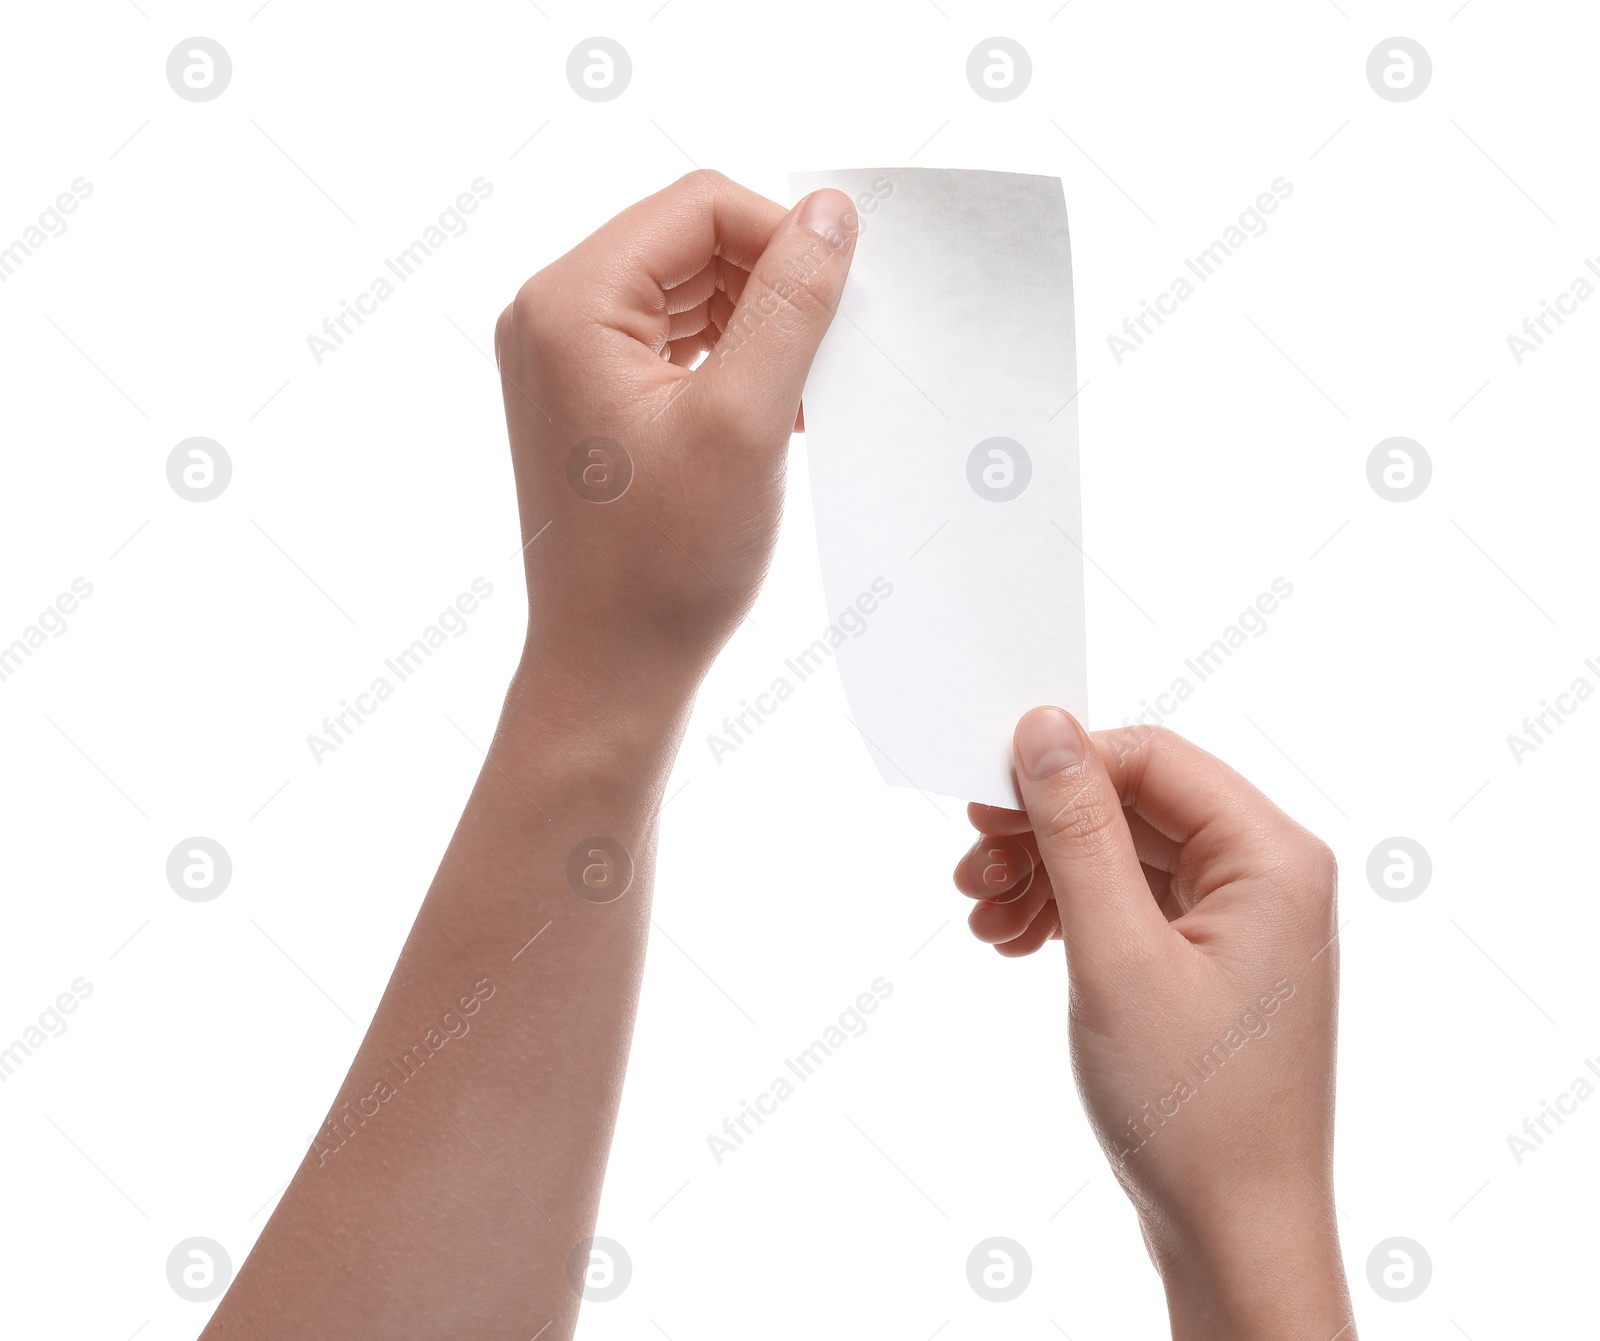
796 189 857 254
1018 707 1085 781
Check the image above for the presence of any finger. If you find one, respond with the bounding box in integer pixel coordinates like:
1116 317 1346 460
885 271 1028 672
1092 725 1290 848
994 901 1061 958
967 801 1032 837
664 262 719 315
708 288 739 339
1015 707 1171 973
716 256 750 307
970 802 1182 866
594 170 783 286
965 806 1177 895
667 300 712 342
573 170 785 344
1144 862 1181 920
969 867 1055 945
1125 809 1181 873
692 189 857 447
953 834 1038 901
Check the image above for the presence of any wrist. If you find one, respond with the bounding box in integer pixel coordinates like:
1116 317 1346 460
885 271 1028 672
496 642 697 804
418 649 691 928
1148 1205 1354 1341
520 602 709 713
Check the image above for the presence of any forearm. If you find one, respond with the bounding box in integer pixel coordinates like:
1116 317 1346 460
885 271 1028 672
202 651 695 1340
1152 1203 1356 1341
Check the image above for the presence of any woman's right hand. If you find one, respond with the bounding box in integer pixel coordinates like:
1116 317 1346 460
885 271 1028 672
954 713 1356 1340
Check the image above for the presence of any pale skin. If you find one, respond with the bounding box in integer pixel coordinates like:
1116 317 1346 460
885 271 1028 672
956 712 1356 1338
200 173 1352 1340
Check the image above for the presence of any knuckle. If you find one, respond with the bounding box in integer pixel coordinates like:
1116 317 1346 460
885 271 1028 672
493 303 515 364
509 269 561 345
1138 723 1182 772
1036 777 1121 855
1142 722 1181 752
679 167 731 195
1270 828 1338 907
500 269 579 390
1097 723 1171 799
976 839 1031 896
751 254 831 323
1299 835 1339 895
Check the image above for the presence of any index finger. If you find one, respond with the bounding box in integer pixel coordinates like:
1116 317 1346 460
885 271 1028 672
971 726 1288 846
573 170 785 299
1094 725 1289 845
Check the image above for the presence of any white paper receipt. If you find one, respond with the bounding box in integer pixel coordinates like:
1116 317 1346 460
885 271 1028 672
789 167 1086 809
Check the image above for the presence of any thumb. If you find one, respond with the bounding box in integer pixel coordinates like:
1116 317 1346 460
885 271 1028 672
700 189 856 440
1014 707 1167 974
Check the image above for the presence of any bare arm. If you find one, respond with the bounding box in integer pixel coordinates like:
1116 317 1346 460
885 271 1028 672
201 172 857 1340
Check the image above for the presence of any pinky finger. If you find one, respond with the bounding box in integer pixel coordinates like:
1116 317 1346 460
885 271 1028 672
994 900 1061 958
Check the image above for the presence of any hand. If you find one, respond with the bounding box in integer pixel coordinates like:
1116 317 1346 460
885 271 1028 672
494 171 857 702
199 178 856 1341
953 712 1355 1339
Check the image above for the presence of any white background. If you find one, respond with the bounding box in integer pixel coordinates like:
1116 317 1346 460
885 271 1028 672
2 2 1596 1337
